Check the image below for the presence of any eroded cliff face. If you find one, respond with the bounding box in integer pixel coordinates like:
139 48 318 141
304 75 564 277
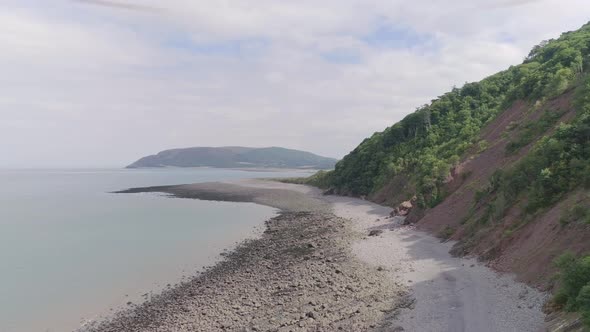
396 91 590 290
334 72 590 292
298 22 590 331
315 22 590 292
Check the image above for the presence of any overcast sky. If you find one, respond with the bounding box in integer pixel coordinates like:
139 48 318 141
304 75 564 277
1 0 590 167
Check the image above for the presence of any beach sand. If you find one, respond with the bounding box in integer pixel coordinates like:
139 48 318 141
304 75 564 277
85 179 547 332
325 194 547 332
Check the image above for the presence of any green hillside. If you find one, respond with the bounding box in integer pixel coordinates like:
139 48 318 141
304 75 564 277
320 23 590 206
127 146 337 169
299 22 590 326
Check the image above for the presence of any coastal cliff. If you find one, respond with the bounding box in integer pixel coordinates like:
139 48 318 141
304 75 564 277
298 22 590 327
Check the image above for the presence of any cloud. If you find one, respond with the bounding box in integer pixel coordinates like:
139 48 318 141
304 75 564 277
482 0 545 9
1 0 590 167
72 0 163 13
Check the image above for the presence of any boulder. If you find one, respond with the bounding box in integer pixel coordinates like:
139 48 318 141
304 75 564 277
400 201 413 209
390 197 415 217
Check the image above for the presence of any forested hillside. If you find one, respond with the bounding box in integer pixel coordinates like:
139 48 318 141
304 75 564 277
304 22 590 327
323 23 589 205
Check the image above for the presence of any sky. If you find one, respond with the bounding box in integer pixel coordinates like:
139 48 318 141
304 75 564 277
1 0 590 167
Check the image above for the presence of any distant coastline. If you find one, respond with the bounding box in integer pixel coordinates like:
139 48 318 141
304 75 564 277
125 166 321 173
127 146 338 169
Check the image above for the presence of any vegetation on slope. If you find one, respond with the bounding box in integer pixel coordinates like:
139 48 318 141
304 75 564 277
553 253 590 327
312 22 590 211
297 22 590 326
473 83 590 223
279 170 334 188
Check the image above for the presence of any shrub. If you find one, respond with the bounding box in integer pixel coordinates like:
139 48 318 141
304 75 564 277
560 203 590 226
438 225 455 240
554 252 590 321
577 285 590 327
505 110 562 155
477 140 489 153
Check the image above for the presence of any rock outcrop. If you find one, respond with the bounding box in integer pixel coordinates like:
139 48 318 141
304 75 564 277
390 196 417 217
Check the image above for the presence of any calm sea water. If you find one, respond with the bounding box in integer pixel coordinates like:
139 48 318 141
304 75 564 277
0 168 311 332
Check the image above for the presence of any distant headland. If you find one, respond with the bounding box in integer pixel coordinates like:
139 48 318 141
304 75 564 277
126 146 338 169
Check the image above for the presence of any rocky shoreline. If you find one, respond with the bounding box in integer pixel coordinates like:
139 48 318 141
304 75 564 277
83 179 548 332
113 181 328 213
80 210 409 332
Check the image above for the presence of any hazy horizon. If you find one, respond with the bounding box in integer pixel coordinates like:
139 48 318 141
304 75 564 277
2 0 590 167
0 144 341 169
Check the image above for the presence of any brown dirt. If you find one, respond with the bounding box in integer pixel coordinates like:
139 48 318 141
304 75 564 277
414 99 532 235
377 90 590 288
487 191 590 290
370 174 414 207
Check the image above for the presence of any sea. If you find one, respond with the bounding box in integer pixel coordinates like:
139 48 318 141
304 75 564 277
0 168 312 332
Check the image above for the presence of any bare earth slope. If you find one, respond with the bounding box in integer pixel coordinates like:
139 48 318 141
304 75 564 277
370 91 590 289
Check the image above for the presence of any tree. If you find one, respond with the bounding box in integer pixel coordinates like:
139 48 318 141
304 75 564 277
546 68 573 96
578 285 590 327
